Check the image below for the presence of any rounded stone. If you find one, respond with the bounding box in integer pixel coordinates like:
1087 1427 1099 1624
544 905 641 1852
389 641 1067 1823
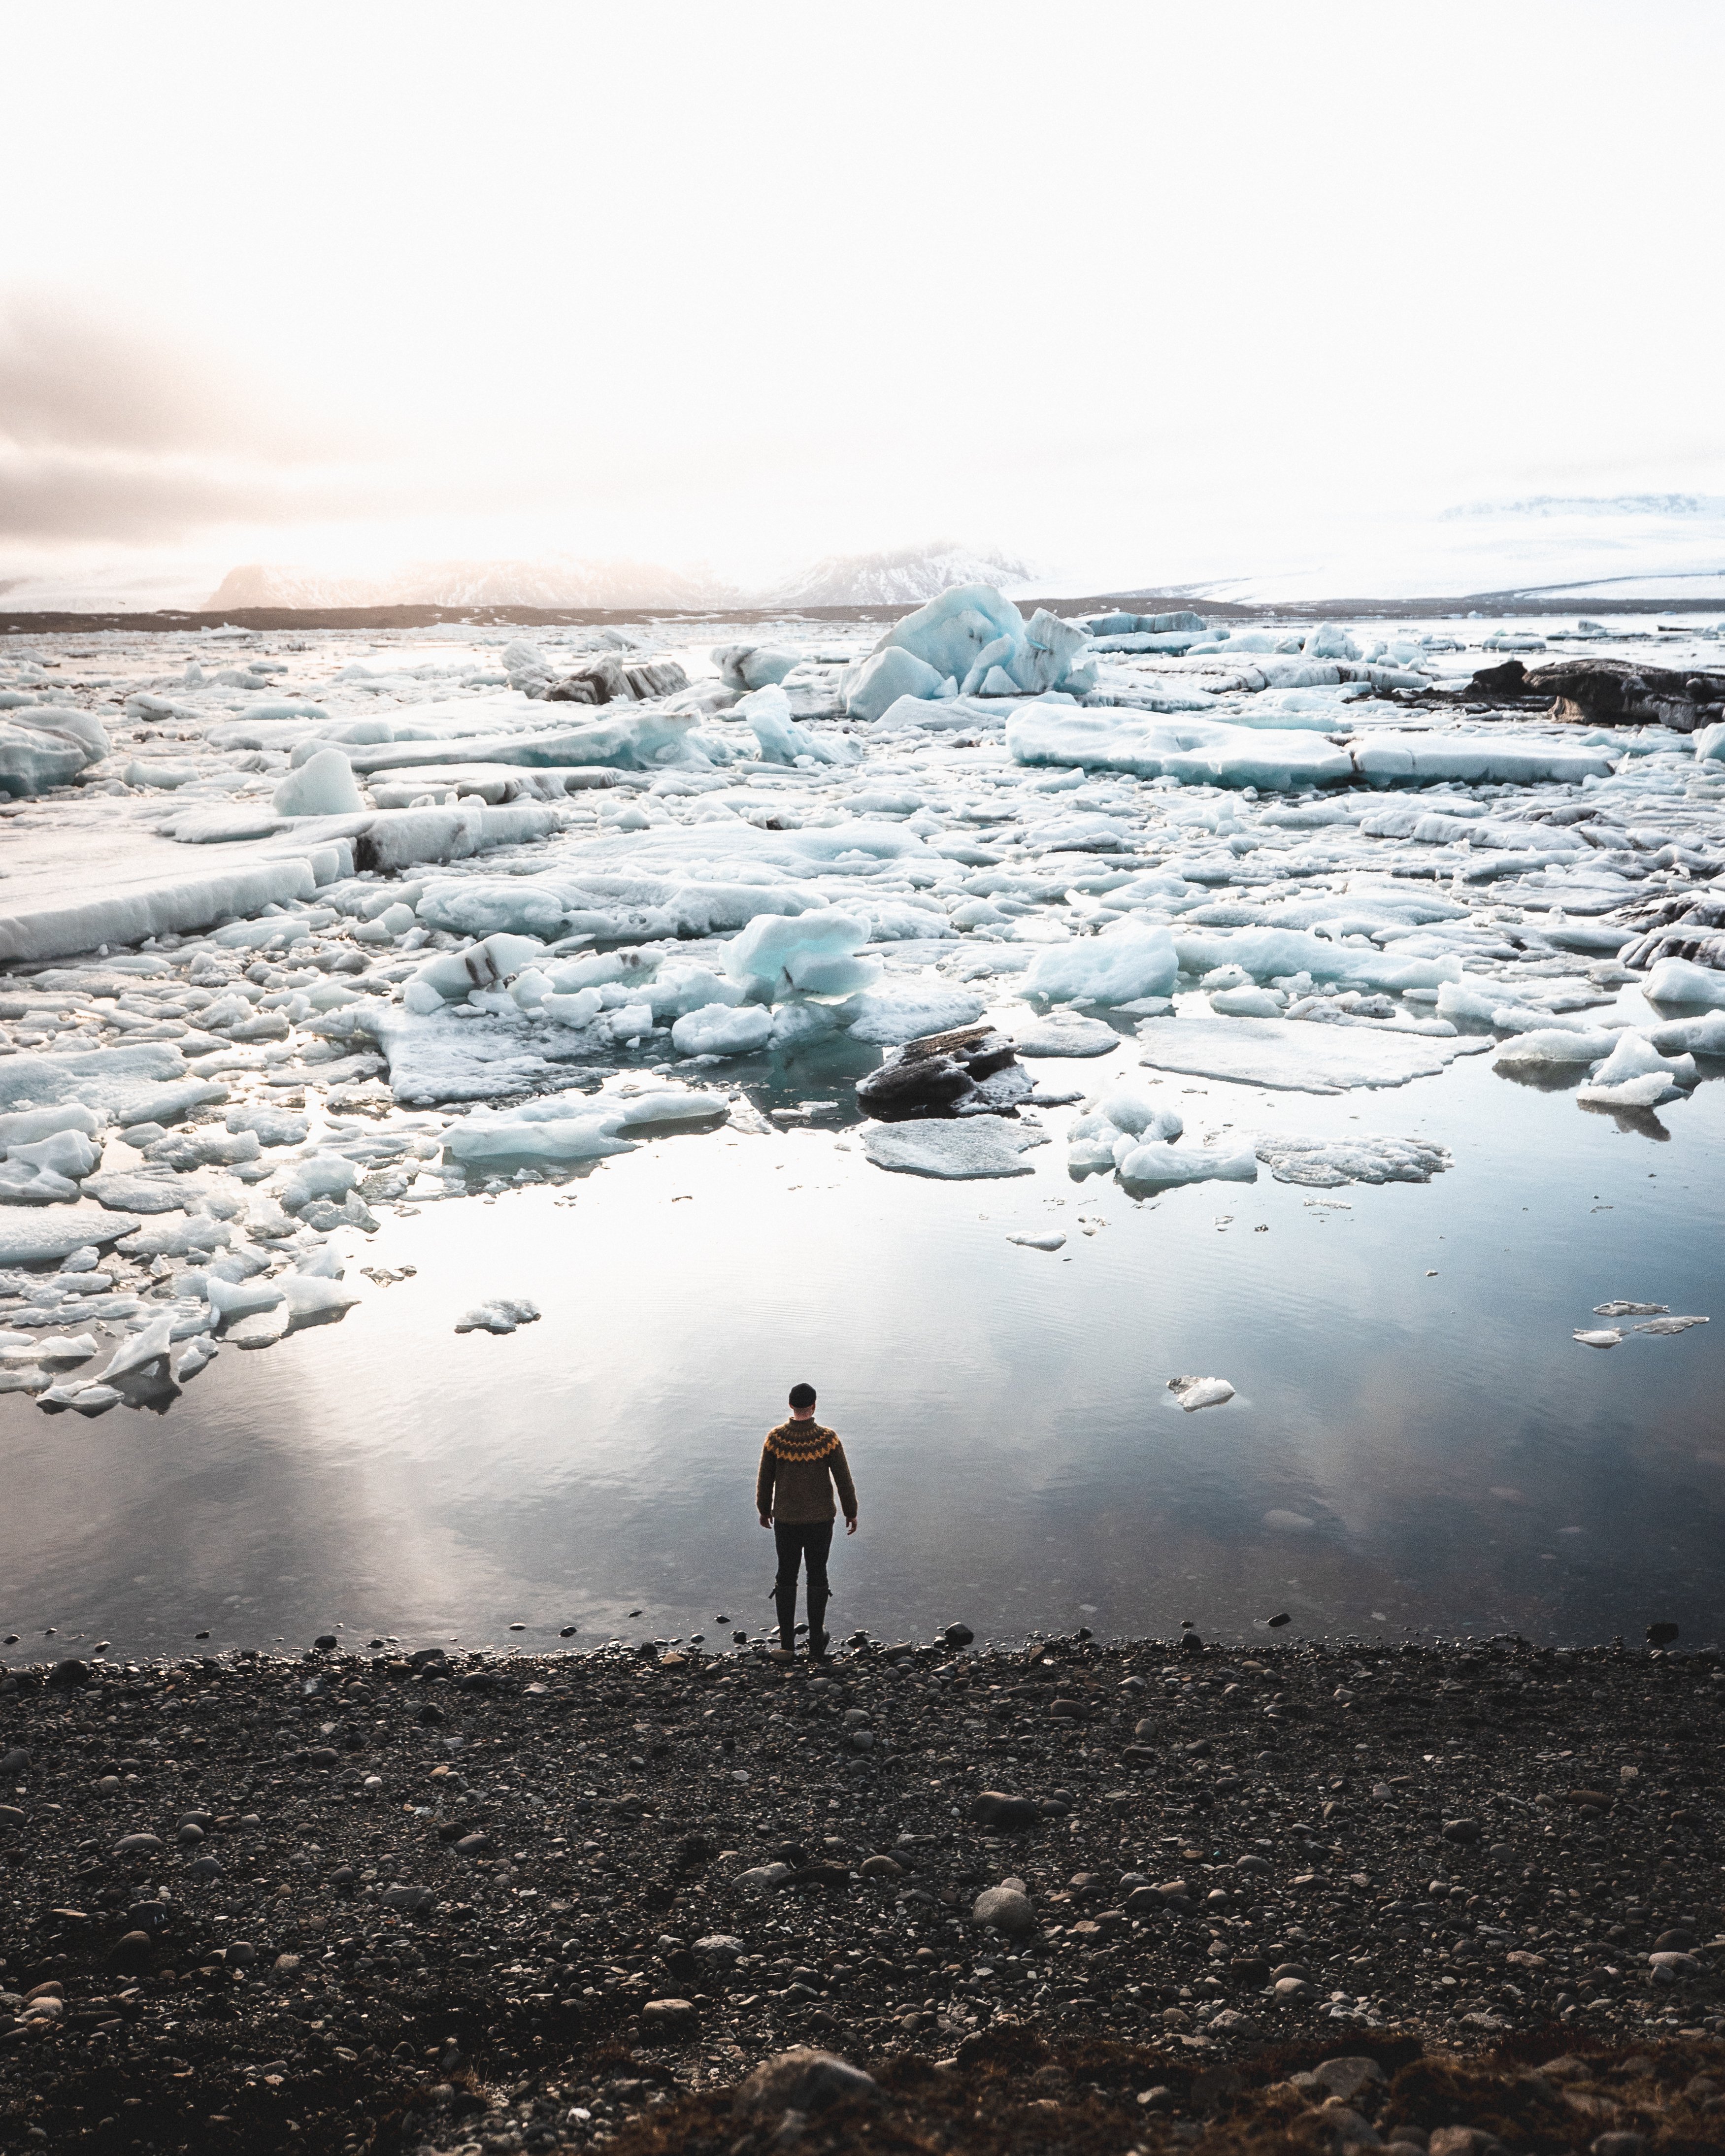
736 2048 877 2116
972 1885 1035 1935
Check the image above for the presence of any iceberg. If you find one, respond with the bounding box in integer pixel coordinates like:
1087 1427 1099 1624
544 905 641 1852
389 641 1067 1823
839 981 987 1044
1008 707 1354 790
1577 1031 1695 1101
0 1043 188 1119
1117 1141 1258 1188
734 684 853 766
843 585 1095 719
1494 1027 1623 1067
726 909 878 1002
1352 737 1616 787
1253 1133 1451 1187
1643 956 1725 1009
670 1004 773 1057
1024 923 1178 1006
403 932 548 1014
713 643 800 692
1007 1013 1121 1057
0 706 110 798
1172 927 1461 994
842 647 956 723
273 747 366 817
446 1110 636 1167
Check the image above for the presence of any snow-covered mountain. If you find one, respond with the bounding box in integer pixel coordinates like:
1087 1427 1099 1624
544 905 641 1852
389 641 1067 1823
200 545 1035 614
206 556 737 611
1182 496 1725 606
765 544 1036 608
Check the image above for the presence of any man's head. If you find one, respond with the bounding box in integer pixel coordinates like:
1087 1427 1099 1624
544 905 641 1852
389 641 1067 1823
788 1382 817 1416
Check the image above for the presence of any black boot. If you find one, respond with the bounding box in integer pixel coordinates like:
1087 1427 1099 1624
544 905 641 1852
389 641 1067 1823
774 1576 798 1659
807 1588 830 1662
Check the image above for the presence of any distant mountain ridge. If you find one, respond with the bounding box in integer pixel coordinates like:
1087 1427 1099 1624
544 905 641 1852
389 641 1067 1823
764 543 1035 607
1441 494 1725 520
206 541 1036 614
207 557 738 612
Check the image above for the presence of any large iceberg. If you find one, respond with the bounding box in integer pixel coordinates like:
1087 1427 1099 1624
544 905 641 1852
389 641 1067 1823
0 705 111 797
843 586 1095 717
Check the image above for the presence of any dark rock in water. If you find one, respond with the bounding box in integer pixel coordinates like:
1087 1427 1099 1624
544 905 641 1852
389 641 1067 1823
856 1024 1024 1120
1266 1612 1293 1628
943 1621 975 1647
46 1658 90 1689
856 1049 974 1117
312 1634 337 1651
1469 658 1531 697
736 2047 877 2115
1645 1621 1680 1648
1523 656 1725 732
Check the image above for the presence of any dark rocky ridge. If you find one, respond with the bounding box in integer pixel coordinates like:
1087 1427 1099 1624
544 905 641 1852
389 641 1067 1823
1 1633 1721 2155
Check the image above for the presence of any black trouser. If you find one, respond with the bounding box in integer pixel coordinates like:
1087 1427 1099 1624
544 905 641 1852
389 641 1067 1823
773 1520 833 1654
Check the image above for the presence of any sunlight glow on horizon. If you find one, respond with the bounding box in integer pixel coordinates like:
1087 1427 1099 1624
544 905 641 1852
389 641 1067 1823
4 0 1723 605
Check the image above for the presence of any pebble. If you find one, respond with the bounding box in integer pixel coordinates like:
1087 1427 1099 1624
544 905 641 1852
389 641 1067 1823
972 1882 1035 1935
0 1628 1720 2156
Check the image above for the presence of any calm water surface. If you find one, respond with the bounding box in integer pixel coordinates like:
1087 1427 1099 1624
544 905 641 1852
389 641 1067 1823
2 1024 1722 1660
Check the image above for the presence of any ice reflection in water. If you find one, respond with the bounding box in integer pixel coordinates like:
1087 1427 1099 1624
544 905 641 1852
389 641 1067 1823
1 1042 1720 1660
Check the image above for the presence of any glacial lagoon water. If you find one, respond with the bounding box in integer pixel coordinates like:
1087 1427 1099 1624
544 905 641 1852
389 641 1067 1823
3 1021 1721 1663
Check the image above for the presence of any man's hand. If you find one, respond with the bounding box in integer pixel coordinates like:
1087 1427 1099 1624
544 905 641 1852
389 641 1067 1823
846 1514 858 1536
759 1512 772 1529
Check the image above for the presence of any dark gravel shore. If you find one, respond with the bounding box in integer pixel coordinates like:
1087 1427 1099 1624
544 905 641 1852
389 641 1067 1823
2 1629 1721 2155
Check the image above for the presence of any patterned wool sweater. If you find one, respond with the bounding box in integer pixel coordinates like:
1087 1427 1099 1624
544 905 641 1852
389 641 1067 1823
756 1421 858 1525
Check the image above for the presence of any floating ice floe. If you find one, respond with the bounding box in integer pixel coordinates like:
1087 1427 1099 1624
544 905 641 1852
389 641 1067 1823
1168 1375 1235 1411
1006 1232 1066 1251
1118 1142 1258 1189
1008 707 1354 791
1644 957 1725 1010
455 1296 541 1334
1025 924 1178 1007
1137 1015 1491 1094
1007 1013 1122 1057
860 1116 1050 1179
1575 1031 1696 1107
1251 1134 1452 1187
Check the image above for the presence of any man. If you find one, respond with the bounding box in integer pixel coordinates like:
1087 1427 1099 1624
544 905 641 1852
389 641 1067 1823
757 1383 857 1663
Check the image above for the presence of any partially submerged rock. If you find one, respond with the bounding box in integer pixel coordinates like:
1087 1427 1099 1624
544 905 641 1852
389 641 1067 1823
854 1023 1028 1120
541 657 690 705
1524 657 1725 731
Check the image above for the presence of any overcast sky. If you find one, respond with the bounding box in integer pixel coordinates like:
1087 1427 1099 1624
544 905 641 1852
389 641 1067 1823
4 0 1722 598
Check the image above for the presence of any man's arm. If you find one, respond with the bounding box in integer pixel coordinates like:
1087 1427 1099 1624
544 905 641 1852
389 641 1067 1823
756 1442 775 1527
830 1441 858 1534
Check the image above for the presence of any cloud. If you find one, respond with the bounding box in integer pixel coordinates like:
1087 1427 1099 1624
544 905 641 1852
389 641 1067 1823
0 290 306 458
